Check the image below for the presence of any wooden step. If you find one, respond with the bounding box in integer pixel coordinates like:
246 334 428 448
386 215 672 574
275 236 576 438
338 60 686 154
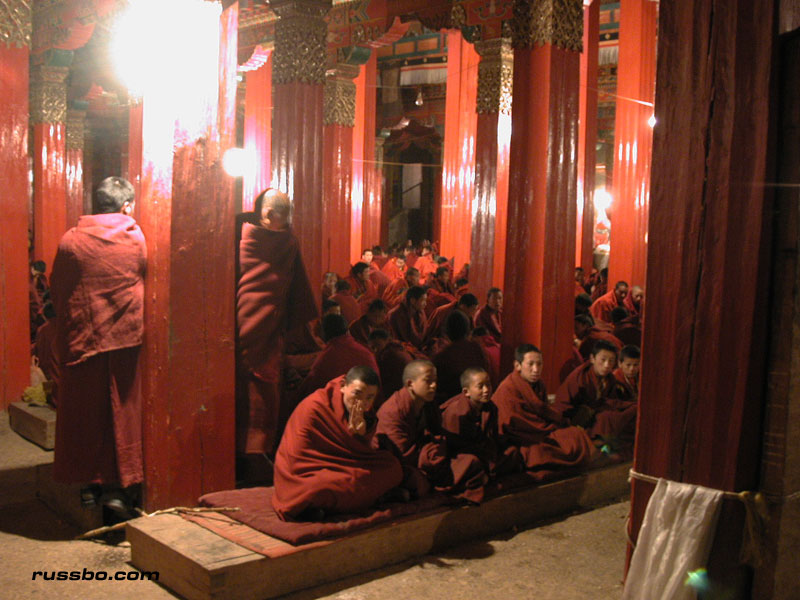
8 401 56 450
127 461 631 600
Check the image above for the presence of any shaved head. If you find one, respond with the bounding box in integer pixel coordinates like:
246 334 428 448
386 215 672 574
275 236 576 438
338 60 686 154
402 359 435 383
260 188 291 230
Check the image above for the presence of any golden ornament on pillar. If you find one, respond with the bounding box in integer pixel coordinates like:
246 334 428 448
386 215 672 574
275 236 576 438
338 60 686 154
0 0 31 48
271 0 331 84
66 110 86 151
512 0 583 51
323 63 359 127
29 64 68 124
476 37 514 115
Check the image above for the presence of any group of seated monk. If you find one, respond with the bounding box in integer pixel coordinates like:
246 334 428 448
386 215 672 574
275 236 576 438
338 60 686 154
271 336 640 523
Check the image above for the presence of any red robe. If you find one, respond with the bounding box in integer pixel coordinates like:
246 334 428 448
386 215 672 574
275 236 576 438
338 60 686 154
382 278 409 309
425 288 455 316
474 305 502 343
613 368 639 403
374 340 421 400
589 289 621 323
330 290 362 326
349 313 380 346
272 378 403 520
369 268 392 299
414 254 437 281
431 339 490 405
623 292 642 318
591 279 607 301
382 258 407 280
422 300 458 348
50 213 146 487
387 301 428 350
296 334 379 401
613 321 642 347
493 372 596 481
237 223 318 454
577 327 624 360
34 319 60 402
345 275 378 312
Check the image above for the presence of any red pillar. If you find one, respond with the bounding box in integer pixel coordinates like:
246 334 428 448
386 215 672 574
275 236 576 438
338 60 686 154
577 0 599 273
135 3 238 510
502 2 582 391
440 30 478 272
471 37 513 303
322 63 358 275
30 62 70 273
271 0 330 304
0 21 32 410
243 56 272 212
361 54 383 251
608 0 657 288
66 109 85 228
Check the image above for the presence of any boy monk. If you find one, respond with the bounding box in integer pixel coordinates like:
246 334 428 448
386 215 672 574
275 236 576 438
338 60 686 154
613 345 641 402
387 285 429 350
272 366 403 520
375 360 487 501
493 344 598 482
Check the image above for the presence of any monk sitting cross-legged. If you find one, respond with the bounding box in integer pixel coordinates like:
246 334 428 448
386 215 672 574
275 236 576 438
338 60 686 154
492 344 600 482
431 311 490 404
272 366 404 521
387 285 429 351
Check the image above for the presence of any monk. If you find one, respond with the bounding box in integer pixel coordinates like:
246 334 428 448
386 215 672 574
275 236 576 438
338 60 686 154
575 267 586 297
590 280 628 324
431 311 490 404
575 293 593 317
50 176 146 515
428 266 456 299
613 344 641 403
414 244 437 282
424 293 479 351
382 255 407 280
346 262 378 311
575 314 623 360
375 360 487 501
349 299 388 346
591 267 608 301
555 340 637 455
383 266 420 309
237 189 318 481
29 259 50 342
493 344 598 482
329 280 362 325
612 306 642 347
440 368 522 480
367 329 424 399
623 285 644 319
387 285 428 350
321 271 338 304
474 288 503 344
272 366 404 520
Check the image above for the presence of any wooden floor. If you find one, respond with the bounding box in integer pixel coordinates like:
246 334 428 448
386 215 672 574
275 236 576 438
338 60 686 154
128 462 631 600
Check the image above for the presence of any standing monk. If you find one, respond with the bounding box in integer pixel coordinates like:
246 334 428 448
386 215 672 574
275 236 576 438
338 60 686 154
237 189 318 482
51 177 146 514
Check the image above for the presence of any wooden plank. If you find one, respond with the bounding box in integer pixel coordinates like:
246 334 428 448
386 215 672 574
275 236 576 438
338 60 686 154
8 401 56 450
128 462 630 600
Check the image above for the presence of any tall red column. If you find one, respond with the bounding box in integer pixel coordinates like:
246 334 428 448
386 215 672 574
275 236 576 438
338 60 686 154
608 0 657 288
30 60 70 273
271 0 331 304
322 63 359 276
65 109 85 228
243 56 272 212
471 37 513 303
577 0 599 273
0 7 32 410
360 55 383 251
440 31 478 272
136 3 238 510
502 1 582 390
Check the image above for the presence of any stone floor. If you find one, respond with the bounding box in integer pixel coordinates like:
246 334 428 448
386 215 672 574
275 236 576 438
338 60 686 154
0 410 630 600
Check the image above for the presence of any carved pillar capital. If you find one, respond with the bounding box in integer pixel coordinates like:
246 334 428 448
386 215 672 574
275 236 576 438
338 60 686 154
29 64 68 124
323 63 359 127
66 109 86 151
511 0 583 51
475 38 514 115
0 0 31 48
271 0 331 84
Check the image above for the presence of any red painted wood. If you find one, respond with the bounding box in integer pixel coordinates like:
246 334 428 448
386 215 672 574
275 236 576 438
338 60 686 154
502 44 579 392
577 0 600 273
0 45 31 409
33 123 67 274
66 147 84 228
361 54 382 250
243 55 272 212
609 0 656 288
323 123 353 276
630 0 774 584
351 64 366 264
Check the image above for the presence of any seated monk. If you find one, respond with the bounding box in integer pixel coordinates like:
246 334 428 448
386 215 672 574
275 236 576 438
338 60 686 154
367 329 423 400
440 368 522 480
383 267 420 309
590 267 608 301
554 340 637 455
575 293 593 317
387 285 428 351
454 277 470 299
575 314 623 360
297 314 379 401
429 265 456 296
350 299 388 346
613 345 641 403
623 285 644 319
330 279 362 325
345 262 378 312
472 326 501 386
611 307 641 347
382 255 407 280
493 344 599 482
424 293 479 351
402 245 417 268
455 262 469 283
321 271 338 304
590 279 628 324
474 288 503 344
574 267 586 297
272 366 404 520
414 244 437 282
374 360 487 501
310 299 340 348
432 311 490 404
369 246 389 271
360 250 391 299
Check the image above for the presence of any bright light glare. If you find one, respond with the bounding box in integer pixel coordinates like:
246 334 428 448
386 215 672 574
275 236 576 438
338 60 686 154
648 114 657 128
222 147 256 178
594 188 613 213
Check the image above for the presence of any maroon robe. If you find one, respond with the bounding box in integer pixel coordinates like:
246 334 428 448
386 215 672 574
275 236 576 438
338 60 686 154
474 305 502 343
432 339 490 405
349 313 380 346
374 340 421 399
237 223 318 454
577 327 624 360
623 292 642 318
589 289 621 323
613 320 642 347
415 254 436 281
272 378 403 520
297 334 379 400
50 213 146 487
382 277 409 309
382 258 406 280
423 300 458 348
613 367 639 403
345 275 378 313
424 288 454 317
330 290 362 326
34 319 60 402
387 301 428 350
369 267 392 298
493 372 596 481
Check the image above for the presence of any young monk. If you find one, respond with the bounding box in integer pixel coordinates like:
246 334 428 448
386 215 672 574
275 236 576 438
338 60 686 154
613 345 641 402
349 299 388 346
272 366 403 520
474 288 503 344
432 311 490 403
590 280 629 324
330 279 362 325
575 313 623 360
555 340 637 455
375 360 487 501
424 293 479 351
383 267 420 309
387 285 428 350
492 344 599 482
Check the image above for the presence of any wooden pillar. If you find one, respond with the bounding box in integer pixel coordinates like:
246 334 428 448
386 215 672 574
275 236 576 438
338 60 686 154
577 0 599 274
65 109 86 228
30 57 70 273
608 0 656 287
440 30 479 271
360 55 382 252
136 3 238 510
322 63 358 275
271 0 331 304
471 37 513 303
630 0 774 591
502 0 582 390
243 56 272 212
0 3 32 410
